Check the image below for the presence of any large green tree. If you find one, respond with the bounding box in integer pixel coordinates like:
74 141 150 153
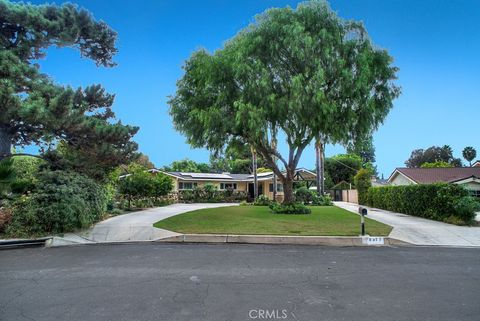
324 154 363 187
405 145 462 168
0 1 138 176
169 1 399 202
162 158 211 173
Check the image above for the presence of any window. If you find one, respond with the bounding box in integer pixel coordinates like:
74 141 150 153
269 183 283 192
220 183 237 190
470 190 480 198
178 182 197 190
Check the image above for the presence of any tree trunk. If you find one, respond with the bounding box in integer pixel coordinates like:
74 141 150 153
251 147 258 201
282 176 294 204
315 139 325 195
0 126 12 161
281 166 296 203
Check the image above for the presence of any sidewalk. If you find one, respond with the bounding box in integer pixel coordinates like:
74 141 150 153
335 202 480 247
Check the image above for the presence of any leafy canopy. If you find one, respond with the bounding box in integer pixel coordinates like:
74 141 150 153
324 154 363 186
162 158 212 173
169 1 399 201
420 161 454 168
169 1 399 167
117 164 173 201
405 145 462 168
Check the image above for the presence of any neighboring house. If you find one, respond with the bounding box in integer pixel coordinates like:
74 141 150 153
388 167 480 197
473 160 480 168
152 168 317 202
371 176 389 187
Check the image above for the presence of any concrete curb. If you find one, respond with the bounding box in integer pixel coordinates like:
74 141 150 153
157 234 411 247
0 237 52 249
44 233 411 247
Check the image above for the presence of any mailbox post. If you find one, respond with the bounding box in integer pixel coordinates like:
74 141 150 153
358 206 368 236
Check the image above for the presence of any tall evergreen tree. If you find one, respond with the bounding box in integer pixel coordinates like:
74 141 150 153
0 0 138 178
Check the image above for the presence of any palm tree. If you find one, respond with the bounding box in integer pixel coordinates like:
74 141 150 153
462 146 477 166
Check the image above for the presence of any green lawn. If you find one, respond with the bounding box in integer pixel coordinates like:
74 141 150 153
154 205 392 236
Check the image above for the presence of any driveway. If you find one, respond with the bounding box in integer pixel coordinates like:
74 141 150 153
335 202 480 247
77 203 238 243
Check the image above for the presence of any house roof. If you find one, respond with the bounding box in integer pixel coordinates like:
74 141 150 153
160 168 316 182
388 167 480 184
473 160 480 167
164 171 252 181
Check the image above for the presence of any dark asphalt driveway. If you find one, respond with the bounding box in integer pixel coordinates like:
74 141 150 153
1 244 479 321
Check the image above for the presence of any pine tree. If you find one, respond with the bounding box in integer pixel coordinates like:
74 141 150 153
0 1 138 179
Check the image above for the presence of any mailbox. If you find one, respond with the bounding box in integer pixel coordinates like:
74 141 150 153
358 207 368 216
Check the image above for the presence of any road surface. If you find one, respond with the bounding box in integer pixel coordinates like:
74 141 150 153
1 243 479 321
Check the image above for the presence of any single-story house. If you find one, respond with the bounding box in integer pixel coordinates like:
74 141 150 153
473 160 480 167
387 167 480 197
151 168 317 202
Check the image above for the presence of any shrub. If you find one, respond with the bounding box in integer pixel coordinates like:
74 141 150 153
312 194 333 206
108 208 124 216
295 186 333 206
294 186 314 203
116 166 173 209
253 194 272 206
354 168 372 205
366 183 475 225
453 196 479 224
178 187 247 203
269 202 311 214
0 206 13 232
0 159 14 195
5 170 108 237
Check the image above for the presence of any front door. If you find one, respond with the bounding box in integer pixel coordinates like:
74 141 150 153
248 183 255 200
248 183 264 201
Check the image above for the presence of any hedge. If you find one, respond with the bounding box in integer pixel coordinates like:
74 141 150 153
178 187 247 203
366 183 478 225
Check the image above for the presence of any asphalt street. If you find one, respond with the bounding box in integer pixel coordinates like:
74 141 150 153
1 243 479 321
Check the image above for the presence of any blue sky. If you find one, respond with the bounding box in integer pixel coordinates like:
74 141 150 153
23 0 480 177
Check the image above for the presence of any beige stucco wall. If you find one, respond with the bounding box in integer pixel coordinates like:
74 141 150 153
170 176 287 201
390 173 415 186
172 179 248 192
457 181 480 191
262 180 284 201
